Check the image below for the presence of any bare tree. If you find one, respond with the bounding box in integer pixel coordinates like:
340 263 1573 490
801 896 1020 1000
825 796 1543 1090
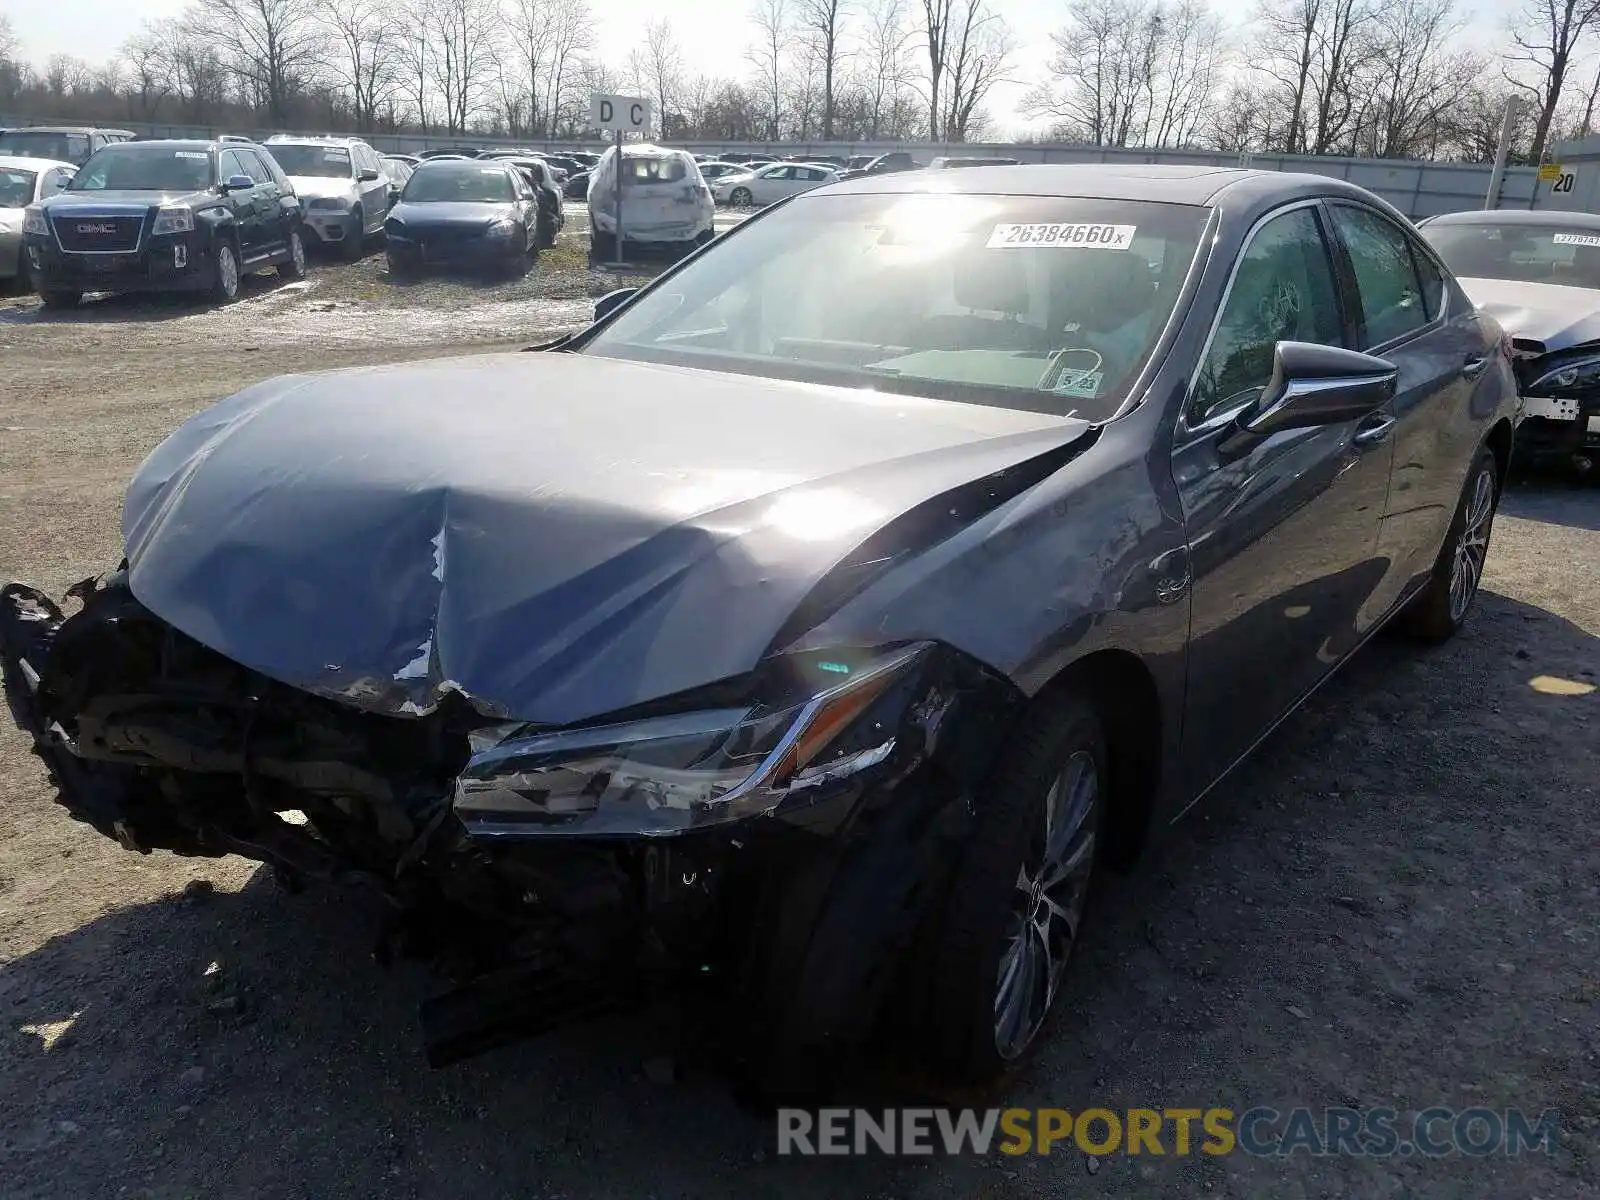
43 55 95 101
747 0 791 140
1357 0 1483 157
1250 0 1377 155
324 0 398 130
120 27 175 120
1505 0 1600 160
939 0 1014 141
918 0 953 139
627 18 682 136
196 0 325 124
417 0 499 134
795 0 849 138
859 0 915 136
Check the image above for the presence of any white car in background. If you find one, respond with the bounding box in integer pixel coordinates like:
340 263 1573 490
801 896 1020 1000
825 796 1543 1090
587 144 713 258
0 154 75 292
712 163 839 207
263 135 391 262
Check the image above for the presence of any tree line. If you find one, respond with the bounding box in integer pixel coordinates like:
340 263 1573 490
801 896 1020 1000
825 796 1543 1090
0 0 1596 161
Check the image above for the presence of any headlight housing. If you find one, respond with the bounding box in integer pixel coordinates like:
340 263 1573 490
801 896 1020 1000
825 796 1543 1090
151 207 194 235
485 218 519 239
22 206 48 236
454 643 929 837
308 197 350 211
1527 355 1600 395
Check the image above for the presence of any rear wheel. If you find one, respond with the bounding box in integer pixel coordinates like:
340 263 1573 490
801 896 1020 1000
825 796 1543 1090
1397 448 1499 642
280 228 308 280
730 187 753 206
925 693 1105 1086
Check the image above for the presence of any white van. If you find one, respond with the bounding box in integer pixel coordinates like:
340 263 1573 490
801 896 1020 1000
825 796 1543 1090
587 144 713 258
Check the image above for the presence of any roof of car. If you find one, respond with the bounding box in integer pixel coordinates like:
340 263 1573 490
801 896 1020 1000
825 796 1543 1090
819 164 1371 208
1420 207 1600 227
111 139 223 151
266 134 370 146
0 154 78 172
5 125 132 134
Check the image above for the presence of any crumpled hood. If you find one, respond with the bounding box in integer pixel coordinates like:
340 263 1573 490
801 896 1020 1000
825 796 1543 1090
121 353 1088 725
1458 276 1600 352
287 175 358 202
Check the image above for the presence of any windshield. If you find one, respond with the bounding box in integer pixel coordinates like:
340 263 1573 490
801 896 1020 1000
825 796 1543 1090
69 145 214 192
268 144 354 178
0 168 37 207
403 165 515 203
0 131 89 163
583 192 1208 417
1424 221 1600 290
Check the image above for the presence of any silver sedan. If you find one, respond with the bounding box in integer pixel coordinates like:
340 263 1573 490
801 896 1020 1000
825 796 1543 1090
0 155 76 290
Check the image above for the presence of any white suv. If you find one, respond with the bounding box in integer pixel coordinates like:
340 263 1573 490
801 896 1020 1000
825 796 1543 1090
263 136 391 261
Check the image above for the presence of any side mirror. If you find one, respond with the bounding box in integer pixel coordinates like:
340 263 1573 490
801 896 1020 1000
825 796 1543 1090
223 174 254 191
1219 341 1396 457
593 287 639 322
53 175 72 190
360 167 380 182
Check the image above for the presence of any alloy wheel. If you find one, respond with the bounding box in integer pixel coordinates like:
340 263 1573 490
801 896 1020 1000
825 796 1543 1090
217 245 239 298
993 750 1099 1060
1448 466 1495 622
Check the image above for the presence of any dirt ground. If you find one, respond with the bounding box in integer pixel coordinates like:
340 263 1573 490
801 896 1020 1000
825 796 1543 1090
0 211 1596 1199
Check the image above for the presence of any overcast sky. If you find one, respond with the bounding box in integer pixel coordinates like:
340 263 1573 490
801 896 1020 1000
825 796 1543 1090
9 0 1515 136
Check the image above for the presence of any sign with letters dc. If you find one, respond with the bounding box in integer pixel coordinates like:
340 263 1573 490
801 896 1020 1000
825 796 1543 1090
591 94 652 135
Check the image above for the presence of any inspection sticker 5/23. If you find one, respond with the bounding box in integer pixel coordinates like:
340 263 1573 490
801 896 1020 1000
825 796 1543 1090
988 223 1137 249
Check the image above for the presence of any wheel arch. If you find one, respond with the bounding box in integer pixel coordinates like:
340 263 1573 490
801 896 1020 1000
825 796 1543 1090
1026 647 1162 871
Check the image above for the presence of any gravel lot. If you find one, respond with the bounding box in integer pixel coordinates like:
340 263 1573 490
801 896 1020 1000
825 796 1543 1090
0 207 1596 1199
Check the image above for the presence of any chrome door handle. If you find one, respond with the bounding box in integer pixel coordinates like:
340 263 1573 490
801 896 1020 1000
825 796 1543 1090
1353 413 1397 446
1462 353 1492 379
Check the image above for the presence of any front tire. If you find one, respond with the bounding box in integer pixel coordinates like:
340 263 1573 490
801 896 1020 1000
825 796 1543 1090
730 187 753 206
39 287 80 310
925 693 1105 1086
1397 448 1499 642
211 238 241 304
342 210 365 262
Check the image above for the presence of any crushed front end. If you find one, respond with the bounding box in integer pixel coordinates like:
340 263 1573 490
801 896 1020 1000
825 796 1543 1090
1512 341 1600 472
0 573 1020 1081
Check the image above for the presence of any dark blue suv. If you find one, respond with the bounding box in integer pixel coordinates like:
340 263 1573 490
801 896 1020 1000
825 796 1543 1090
23 138 307 308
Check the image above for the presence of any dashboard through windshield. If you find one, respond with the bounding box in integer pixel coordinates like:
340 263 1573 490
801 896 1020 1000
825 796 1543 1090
581 192 1209 417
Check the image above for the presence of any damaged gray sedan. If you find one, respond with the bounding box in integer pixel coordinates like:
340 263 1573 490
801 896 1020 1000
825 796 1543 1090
0 166 1518 1097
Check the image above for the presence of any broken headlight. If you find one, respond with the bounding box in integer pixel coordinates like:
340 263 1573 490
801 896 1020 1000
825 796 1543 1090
453 643 929 837
1528 355 1600 396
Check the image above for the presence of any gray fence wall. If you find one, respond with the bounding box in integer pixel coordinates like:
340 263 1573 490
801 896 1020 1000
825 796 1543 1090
3 113 1550 219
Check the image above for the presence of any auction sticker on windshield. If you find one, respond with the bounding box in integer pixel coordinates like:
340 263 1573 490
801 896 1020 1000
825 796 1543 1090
175 151 208 159
1552 232 1600 247
988 223 1136 249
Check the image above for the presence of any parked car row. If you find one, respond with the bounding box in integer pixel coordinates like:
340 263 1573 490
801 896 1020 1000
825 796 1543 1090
6 132 602 303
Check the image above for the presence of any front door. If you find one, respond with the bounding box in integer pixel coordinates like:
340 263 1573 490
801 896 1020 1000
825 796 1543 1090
1174 202 1396 792
238 149 286 256
218 150 264 261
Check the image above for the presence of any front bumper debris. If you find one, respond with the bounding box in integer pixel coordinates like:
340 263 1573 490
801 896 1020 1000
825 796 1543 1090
1517 392 1600 466
0 574 1021 1078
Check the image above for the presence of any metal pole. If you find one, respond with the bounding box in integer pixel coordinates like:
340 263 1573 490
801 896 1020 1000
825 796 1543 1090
1485 96 1520 210
612 127 624 269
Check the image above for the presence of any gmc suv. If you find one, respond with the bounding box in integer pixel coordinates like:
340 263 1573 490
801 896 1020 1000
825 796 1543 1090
23 138 307 309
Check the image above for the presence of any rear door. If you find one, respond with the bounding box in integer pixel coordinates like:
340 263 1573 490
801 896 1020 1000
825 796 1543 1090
1323 202 1490 612
756 165 795 203
1173 202 1396 791
356 146 388 228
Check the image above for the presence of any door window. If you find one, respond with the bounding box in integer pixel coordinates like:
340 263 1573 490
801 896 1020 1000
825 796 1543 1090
238 150 273 184
762 166 795 180
1329 204 1431 347
218 150 250 183
1411 241 1447 321
1190 206 1345 424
